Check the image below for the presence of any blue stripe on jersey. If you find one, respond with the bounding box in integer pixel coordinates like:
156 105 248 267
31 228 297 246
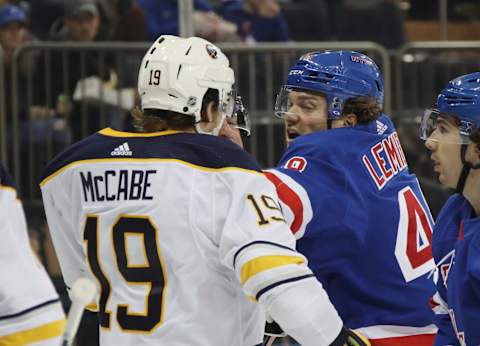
40 130 261 183
0 163 15 189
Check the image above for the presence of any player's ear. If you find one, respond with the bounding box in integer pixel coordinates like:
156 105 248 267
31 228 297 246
332 113 357 128
343 113 358 127
473 142 480 164
201 101 217 123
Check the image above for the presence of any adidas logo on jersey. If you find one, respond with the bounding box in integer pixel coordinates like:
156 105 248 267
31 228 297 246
376 120 388 135
111 142 132 156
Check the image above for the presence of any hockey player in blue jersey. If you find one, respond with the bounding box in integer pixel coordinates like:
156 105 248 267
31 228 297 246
420 72 480 346
263 51 437 346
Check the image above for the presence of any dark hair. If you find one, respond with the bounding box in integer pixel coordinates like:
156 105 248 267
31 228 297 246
470 129 480 146
132 88 219 132
342 96 381 124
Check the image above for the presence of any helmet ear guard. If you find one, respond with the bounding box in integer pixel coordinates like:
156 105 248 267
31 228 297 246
138 35 235 135
275 51 384 120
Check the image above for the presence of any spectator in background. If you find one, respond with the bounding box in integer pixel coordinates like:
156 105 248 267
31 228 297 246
0 4 71 197
220 0 290 43
0 3 29 64
50 0 106 41
48 0 123 142
136 0 238 42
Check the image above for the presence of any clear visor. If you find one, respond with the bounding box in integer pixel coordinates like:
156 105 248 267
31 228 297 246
229 95 251 136
274 86 291 118
220 89 237 118
419 108 475 144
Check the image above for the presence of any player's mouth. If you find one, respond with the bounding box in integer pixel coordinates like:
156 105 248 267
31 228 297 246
286 129 300 141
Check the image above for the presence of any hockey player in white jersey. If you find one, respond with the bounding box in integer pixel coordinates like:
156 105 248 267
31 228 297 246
0 163 65 345
40 35 369 346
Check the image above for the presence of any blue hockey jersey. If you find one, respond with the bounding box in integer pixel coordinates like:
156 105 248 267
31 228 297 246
430 194 480 346
265 115 437 344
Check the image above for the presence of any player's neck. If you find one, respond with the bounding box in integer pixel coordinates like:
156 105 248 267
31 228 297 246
463 171 480 216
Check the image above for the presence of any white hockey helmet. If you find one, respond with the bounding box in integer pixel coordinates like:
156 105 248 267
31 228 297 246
138 35 235 134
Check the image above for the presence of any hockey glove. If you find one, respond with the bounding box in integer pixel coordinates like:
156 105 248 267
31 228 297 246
264 319 286 338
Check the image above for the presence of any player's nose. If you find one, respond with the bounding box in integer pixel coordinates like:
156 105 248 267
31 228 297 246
424 136 436 151
284 112 300 125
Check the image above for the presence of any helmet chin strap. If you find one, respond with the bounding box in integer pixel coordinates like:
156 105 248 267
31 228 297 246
456 144 480 194
327 118 332 130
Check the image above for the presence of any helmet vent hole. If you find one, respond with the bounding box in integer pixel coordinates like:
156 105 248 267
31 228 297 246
157 37 165 44
183 107 188 112
168 94 178 98
375 80 382 92
144 60 149 69
150 47 156 55
185 46 192 55
177 65 182 79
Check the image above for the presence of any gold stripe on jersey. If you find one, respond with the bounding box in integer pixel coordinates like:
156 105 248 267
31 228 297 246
86 303 99 312
40 158 261 187
99 128 181 138
240 255 305 285
0 185 21 203
0 185 16 194
0 318 65 345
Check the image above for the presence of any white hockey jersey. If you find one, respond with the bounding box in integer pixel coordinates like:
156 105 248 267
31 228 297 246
40 129 342 346
0 163 65 345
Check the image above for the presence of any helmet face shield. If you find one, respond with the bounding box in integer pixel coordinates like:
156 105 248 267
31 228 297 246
220 89 236 118
229 95 250 136
274 86 326 119
419 108 475 144
274 86 290 118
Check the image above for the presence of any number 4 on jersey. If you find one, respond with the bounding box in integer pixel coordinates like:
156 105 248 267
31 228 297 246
395 186 435 282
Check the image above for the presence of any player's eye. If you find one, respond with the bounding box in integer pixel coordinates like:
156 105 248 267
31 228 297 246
299 102 316 112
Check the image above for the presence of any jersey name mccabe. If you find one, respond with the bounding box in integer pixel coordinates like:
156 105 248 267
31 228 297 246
80 169 156 202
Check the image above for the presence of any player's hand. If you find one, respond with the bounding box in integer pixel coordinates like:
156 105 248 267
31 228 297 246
345 329 370 346
264 320 286 338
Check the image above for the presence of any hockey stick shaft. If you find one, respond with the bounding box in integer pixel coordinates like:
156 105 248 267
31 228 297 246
60 278 96 346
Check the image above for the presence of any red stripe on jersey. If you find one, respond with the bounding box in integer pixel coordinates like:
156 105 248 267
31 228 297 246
370 333 435 346
428 296 439 309
458 221 463 240
264 171 303 234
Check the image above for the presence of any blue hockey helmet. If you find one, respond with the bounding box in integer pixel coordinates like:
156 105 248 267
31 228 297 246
275 50 384 119
420 72 480 144
0 5 26 27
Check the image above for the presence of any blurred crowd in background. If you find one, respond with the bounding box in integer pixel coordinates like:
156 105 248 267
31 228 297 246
3 0 480 49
